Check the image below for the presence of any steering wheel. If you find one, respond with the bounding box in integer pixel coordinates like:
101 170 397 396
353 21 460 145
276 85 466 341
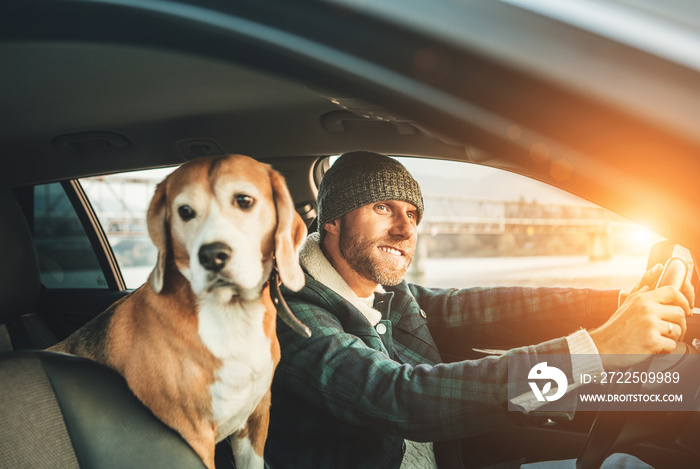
577 258 699 469
576 343 698 469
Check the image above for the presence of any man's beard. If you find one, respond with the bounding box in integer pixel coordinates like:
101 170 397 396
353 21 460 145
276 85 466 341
338 218 414 286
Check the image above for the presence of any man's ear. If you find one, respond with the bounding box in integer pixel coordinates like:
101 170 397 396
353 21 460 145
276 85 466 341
322 219 341 236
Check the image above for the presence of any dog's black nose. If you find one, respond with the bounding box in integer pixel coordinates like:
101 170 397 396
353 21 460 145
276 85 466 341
198 242 232 272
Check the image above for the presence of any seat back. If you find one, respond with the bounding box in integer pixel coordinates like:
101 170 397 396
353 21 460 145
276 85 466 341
0 182 41 320
0 351 207 468
0 180 57 351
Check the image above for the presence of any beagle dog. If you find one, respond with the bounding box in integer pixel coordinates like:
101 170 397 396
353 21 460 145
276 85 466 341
50 154 310 469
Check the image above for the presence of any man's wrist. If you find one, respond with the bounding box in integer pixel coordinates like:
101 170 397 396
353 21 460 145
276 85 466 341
567 329 605 380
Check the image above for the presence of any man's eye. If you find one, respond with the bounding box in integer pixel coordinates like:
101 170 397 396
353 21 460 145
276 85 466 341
376 204 387 211
236 194 255 209
178 205 196 221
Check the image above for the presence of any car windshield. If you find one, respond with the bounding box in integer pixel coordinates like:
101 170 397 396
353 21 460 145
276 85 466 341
394 157 662 290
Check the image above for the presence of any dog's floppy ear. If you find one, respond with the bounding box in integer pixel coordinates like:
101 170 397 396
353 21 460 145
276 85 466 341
270 168 306 292
147 180 168 294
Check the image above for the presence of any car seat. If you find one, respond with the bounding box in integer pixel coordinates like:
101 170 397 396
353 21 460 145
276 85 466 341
0 180 56 351
0 180 207 468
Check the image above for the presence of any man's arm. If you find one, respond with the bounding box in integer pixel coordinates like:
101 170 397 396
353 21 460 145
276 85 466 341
409 264 694 371
275 291 575 442
408 284 619 357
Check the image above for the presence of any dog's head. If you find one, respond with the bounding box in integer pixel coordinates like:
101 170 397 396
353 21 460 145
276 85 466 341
146 154 306 302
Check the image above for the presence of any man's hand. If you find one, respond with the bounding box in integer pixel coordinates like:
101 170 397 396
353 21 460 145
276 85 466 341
589 263 694 370
618 262 695 307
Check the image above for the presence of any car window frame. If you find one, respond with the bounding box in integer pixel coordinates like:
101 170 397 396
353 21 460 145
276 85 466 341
14 180 126 292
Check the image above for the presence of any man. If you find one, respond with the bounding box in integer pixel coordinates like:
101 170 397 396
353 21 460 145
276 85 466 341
265 152 693 469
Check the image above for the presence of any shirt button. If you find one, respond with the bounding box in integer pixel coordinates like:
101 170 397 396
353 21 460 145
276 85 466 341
420 309 427 319
376 323 387 335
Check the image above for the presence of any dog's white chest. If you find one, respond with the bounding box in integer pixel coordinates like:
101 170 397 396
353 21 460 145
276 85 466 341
197 299 274 442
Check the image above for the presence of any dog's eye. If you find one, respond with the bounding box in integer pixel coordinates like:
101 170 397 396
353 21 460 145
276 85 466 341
235 194 255 209
178 205 196 221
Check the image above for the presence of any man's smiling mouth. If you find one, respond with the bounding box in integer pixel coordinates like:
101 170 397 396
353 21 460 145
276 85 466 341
378 246 404 256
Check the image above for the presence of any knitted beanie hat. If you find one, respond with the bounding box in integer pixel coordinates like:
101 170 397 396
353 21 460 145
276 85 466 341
317 151 424 228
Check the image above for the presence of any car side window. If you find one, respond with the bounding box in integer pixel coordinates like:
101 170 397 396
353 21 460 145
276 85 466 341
80 167 175 289
33 182 108 289
390 157 662 290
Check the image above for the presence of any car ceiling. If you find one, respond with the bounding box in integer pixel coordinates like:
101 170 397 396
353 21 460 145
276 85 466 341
2 0 700 250
0 0 475 187
0 41 470 185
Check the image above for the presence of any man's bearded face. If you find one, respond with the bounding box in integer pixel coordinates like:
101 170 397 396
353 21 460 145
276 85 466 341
337 215 415 286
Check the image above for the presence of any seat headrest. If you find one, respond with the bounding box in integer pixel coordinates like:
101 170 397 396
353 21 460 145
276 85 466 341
0 182 41 324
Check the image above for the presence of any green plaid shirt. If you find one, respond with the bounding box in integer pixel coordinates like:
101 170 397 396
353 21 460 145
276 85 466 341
266 275 618 468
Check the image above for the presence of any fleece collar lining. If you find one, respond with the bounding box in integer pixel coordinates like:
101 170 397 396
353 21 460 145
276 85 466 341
299 232 383 326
